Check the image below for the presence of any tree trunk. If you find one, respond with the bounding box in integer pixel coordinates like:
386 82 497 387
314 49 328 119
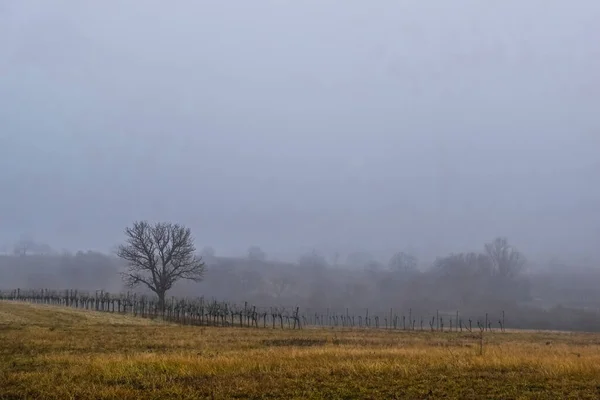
157 290 166 315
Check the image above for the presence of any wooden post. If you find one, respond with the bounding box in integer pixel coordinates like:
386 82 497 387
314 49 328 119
456 310 459 331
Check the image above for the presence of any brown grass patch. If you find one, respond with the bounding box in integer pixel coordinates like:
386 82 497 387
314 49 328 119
1 301 600 399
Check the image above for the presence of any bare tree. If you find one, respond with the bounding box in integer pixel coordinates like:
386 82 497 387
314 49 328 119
12 235 53 256
247 245 267 262
116 221 205 310
200 246 217 264
484 237 526 279
13 235 35 256
298 249 328 269
388 252 418 274
434 252 491 277
333 251 340 266
269 273 295 299
201 246 216 258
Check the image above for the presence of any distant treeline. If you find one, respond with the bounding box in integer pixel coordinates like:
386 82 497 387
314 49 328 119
1 242 600 332
0 251 122 292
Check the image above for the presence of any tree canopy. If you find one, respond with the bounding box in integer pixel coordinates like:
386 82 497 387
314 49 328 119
116 221 205 308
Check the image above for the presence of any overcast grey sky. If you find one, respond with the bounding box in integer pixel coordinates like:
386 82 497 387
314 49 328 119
1 1 599 262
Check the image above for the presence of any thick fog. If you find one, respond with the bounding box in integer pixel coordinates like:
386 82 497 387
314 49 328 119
1 1 599 263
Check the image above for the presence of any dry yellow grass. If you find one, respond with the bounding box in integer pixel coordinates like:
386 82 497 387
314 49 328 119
1 301 600 399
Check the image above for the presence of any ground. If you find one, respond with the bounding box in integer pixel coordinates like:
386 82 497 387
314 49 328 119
1 302 600 399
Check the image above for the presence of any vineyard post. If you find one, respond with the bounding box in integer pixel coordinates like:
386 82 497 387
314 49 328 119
485 313 488 332
200 298 204 325
456 310 459 331
279 312 284 329
479 322 485 355
294 307 300 329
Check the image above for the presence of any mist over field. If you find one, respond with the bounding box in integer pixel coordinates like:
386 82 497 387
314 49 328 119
1 1 600 330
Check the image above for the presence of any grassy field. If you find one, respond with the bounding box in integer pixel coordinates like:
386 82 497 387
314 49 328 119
1 302 600 399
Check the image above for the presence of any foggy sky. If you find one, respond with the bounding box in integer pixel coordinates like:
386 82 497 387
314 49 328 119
1 1 599 262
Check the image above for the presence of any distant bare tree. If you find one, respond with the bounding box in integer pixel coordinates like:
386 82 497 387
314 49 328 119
484 237 526 279
247 245 267 262
388 252 418 274
435 252 491 277
201 246 215 258
267 273 294 299
200 246 216 263
12 235 53 256
116 221 205 310
298 249 328 269
13 235 35 256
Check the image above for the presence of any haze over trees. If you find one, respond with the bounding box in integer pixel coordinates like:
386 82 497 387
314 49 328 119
1 2 599 332
1 232 600 330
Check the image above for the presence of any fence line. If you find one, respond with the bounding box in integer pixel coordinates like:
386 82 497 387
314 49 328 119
0 288 506 332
